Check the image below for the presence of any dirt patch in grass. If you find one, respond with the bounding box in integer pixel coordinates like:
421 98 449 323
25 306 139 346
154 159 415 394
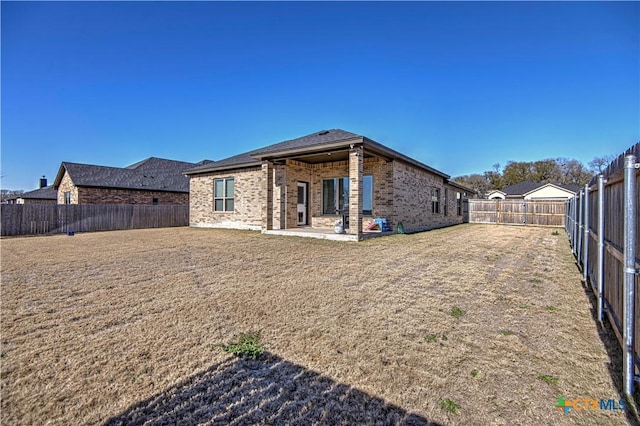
0 225 628 424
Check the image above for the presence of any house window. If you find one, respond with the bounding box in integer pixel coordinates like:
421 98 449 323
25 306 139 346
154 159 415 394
214 178 234 212
152 197 159 205
431 188 440 214
322 176 373 215
456 192 463 216
64 191 71 204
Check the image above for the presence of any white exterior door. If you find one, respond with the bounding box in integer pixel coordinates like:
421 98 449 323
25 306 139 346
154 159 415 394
297 182 307 225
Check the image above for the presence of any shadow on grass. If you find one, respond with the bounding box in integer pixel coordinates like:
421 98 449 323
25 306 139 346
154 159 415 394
578 277 640 426
104 352 440 426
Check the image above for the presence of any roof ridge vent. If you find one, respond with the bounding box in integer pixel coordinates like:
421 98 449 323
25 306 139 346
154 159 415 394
318 130 330 135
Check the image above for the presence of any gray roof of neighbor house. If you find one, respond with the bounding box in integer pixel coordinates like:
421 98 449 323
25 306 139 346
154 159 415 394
183 129 450 179
7 185 57 201
502 180 580 196
54 157 208 193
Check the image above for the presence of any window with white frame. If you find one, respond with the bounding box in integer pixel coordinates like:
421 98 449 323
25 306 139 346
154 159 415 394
322 175 373 215
456 192 463 216
214 178 234 212
64 191 71 204
431 188 440 214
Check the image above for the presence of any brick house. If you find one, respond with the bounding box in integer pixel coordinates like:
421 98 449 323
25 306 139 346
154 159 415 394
53 157 209 205
184 129 475 241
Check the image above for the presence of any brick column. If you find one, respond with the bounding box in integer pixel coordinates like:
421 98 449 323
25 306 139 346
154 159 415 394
262 161 273 231
274 164 286 229
349 145 363 238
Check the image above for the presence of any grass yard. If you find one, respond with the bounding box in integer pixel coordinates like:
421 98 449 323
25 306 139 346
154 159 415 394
0 224 631 425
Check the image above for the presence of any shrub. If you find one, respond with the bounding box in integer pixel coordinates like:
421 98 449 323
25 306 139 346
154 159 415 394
217 331 264 359
440 398 460 414
451 306 466 318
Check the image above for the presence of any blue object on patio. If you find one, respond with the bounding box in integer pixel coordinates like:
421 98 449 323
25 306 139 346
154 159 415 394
374 217 392 232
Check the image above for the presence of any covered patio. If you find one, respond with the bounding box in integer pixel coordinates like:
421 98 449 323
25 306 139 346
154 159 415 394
262 226 395 242
257 136 398 241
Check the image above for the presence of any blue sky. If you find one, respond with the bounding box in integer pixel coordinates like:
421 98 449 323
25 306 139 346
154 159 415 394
2 1 638 190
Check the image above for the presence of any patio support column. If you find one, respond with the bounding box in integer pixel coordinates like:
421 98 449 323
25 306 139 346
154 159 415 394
262 160 273 231
349 145 363 238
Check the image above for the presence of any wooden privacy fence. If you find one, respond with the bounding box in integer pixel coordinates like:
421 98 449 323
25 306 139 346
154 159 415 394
468 199 565 226
566 141 640 397
0 204 189 236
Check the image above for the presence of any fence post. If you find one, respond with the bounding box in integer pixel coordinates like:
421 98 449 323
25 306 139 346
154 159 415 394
597 175 605 323
570 197 575 248
583 184 589 282
573 192 580 255
572 197 577 248
623 154 638 396
565 200 568 234
564 199 571 244
572 194 578 255
577 190 583 261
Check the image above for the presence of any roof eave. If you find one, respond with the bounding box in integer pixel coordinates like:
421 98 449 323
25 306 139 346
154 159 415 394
53 163 70 189
72 183 188 193
184 161 262 175
250 137 364 160
450 181 479 194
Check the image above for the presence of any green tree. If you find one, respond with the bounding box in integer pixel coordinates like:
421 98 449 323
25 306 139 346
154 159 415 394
483 170 503 189
502 161 532 186
531 159 562 184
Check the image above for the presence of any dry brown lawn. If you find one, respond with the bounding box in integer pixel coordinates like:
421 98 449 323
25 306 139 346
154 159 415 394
0 224 630 425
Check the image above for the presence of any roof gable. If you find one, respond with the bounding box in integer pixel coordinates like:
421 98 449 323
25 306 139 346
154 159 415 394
502 180 580 197
523 183 577 197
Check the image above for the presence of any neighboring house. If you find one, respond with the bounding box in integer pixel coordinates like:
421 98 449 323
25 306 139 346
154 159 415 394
6 176 57 204
486 190 506 200
499 180 579 200
184 129 476 240
53 157 210 205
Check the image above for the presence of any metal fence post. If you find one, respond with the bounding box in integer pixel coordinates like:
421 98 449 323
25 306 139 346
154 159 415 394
577 190 583 261
583 184 590 282
566 199 572 242
623 154 638 396
597 175 605 323
572 196 577 252
571 197 576 249
567 199 572 244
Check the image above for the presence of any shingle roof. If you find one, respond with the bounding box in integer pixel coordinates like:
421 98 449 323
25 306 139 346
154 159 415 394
502 180 542 196
8 185 57 200
502 180 580 196
183 129 360 175
183 129 449 179
184 152 261 174
252 129 362 156
54 157 201 192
